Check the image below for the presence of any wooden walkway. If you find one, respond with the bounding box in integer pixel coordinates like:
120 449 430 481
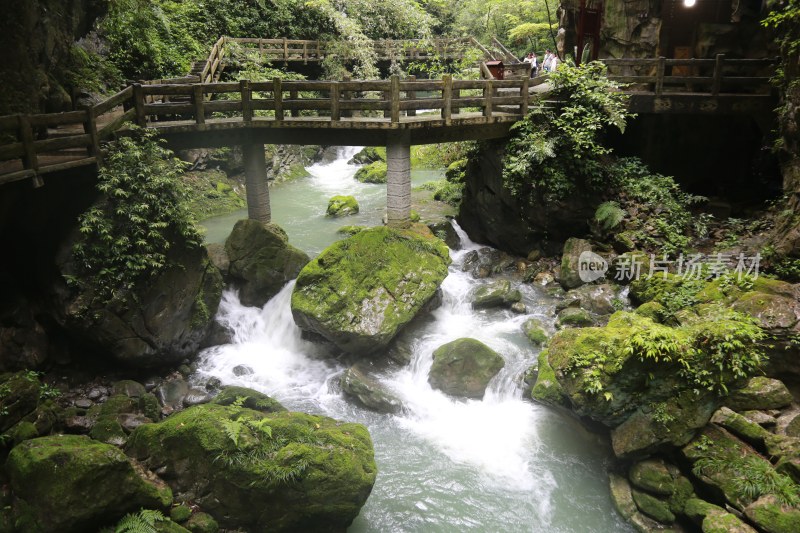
0 34 778 188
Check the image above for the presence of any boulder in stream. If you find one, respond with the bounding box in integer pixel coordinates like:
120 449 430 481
126 403 376 532
291 226 450 354
340 365 402 414
428 338 505 399
326 195 359 217
470 279 521 309
225 220 310 308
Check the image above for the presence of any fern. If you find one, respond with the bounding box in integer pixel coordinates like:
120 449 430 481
220 418 244 447
115 509 165 533
594 201 626 232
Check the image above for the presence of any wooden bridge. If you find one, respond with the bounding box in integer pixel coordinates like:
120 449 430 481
0 35 778 227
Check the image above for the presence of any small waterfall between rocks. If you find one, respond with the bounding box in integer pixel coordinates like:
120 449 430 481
195 148 634 532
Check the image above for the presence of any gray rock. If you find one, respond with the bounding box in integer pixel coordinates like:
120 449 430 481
233 365 254 376
157 379 190 410
556 307 595 328
470 280 520 309
340 366 402 414
183 388 212 407
559 238 594 290
113 380 146 398
74 398 92 410
119 413 152 433
510 302 527 314
727 377 793 411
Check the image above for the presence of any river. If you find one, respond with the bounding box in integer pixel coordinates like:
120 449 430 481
197 147 633 532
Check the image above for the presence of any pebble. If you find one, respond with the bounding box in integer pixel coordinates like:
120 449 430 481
74 398 93 409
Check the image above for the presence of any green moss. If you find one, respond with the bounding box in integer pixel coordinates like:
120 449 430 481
126 404 376 531
291 226 450 354
745 497 800 533
556 308 595 328
354 161 387 184
7 435 171 531
185 512 218 533
337 225 367 236
170 505 192 523
428 338 505 398
632 489 675 524
523 319 548 346
349 147 385 164
531 350 569 407
326 195 360 217
183 170 246 221
635 301 666 322
211 387 286 413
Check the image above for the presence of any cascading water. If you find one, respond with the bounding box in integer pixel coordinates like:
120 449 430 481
196 148 633 532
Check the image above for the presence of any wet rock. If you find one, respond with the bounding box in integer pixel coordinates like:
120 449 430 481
157 379 190 410
470 279 521 309
291 226 450 355
522 319 548 346
685 498 757 533
205 377 222 392
786 413 800 438
119 413 152 433
113 380 146 398
211 386 286 413
86 388 104 401
428 338 505 399
711 407 772 451
530 350 569 408
461 248 516 278
200 320 233 349
6 435 172 532
609 473 638 521
126 404 375 532
742 410 777 428
233 365 254 376
225 219 309 308
629 459 673 496
354 161 387 184
205 242 230 277
510 302 527 314
556 307 595 328
726 377 793 411
428 220 461 250
183 388 212 407
73 398 92 410
340 365 402 414
567 283 619 315
0 372 44 434
632 488 675 524
64 415 93 433
186 512 219 533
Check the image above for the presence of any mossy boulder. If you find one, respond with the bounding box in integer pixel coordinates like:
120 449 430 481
0 372 63 447
326 195 359 217
348 146 385 165
340 365 402 414
6 435 172 532
89 393 160 446
556 307 595 328
428 338 505 399
170 505 192 523
522 318 548 346
337 225 367 236
632 488 675 524
745 495 800 533
126 403 376 532
566 283 618 315
628 458 695 515
291 226 450 354
55 236 224 368
185 512 218 533
354 161 387 184
470 279 521 309
685 498 757 533
726 377 793 411
210 386 286 413
225 220 310 308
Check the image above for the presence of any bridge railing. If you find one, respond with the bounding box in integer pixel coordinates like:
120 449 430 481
601 55 777 96
224 37 476 65
0 76 532 186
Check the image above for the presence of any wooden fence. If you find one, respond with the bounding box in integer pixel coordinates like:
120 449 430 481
0 76 532 186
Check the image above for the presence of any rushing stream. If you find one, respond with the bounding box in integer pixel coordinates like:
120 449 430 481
197 148 633 532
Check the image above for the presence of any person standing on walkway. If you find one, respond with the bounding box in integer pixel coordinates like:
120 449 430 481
542 49 553 72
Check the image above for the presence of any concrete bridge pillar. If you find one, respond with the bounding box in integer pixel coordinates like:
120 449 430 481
386 131 411 228
242 142 271 223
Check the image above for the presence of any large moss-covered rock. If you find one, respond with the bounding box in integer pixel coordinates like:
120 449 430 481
530 350 570 407
340 365 402 414
726 377 794 412
210 386 286 413
326 195 359 217
556 307 595 328
126 403 376 532
632 488 675 524
6 435 172 532
54 234 224 368
428 338 504 398
291 226 450 354
745 495 800 533
354 161 387 184
522 318 548 346
225 220 309 308
684 498 757 533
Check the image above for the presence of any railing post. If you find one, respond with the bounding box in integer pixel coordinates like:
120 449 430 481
442 75 452 125
483 80 493 118
283 37 288 64
289 89 299 118
390 75 400 123
240 80 253 123
316 40 321 59
302 42 308 65
342 75 352 118
18 115 39 185
453 86 460 116
655 57 665 96
407 75 416 118
330 81 340 121
83 107 101 162
193 85 205 125
132 83 147 127
711 53 725 96
273 78 284 121
520 77 529 116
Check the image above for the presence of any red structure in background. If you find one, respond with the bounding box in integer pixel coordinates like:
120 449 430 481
575 0 604 64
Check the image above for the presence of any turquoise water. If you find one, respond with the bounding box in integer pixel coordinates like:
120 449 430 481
195 147 633 533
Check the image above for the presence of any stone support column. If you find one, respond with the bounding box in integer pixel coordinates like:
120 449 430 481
386 131 411 228
242 142 271 223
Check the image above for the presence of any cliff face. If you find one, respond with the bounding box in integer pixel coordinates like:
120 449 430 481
0 0 106 115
